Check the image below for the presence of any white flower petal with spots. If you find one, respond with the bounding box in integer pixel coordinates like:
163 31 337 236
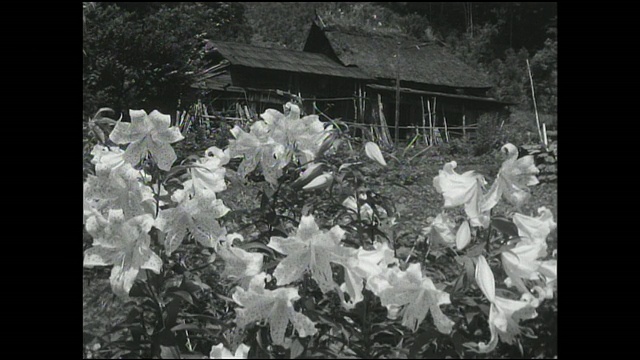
155 194 228 255
366 263 454 334
232 274 317 347
83 211 161 299
218 236 264 283
227 103 331 186
109 109 183 171
209 343 250 359
267 215 348 294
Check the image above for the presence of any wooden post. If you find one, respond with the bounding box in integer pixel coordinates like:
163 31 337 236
526 58 544 144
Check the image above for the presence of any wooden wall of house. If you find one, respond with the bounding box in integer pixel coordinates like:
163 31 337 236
367 89 509 141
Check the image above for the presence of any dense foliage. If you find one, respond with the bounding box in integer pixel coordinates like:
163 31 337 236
83 2 250 117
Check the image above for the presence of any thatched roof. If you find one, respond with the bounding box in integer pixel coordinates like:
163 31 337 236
312 26 493 89
207 41 370 80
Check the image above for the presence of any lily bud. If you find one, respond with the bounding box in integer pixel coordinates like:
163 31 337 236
364 141 387 166
456 220 471 250
292 163 325 189
303 172 333 191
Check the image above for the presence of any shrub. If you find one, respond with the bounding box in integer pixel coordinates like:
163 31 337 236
472 113 507 156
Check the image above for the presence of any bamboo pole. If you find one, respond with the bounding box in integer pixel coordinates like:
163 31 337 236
542 123 548 148
462 114 466 139
432 97 437 143
443 112 450 143
462 104 466 139
427 97 433 146
421 96 428 145
334 120 477 131
394 41 401 146
526 59 544 144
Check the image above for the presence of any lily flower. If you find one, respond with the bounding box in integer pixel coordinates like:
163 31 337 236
227 103 332 186
83 210 162 299
109 110 184 171
423 212 457 247
84 153 156 220
209 343 250 359
512 207 557 256
342 195 388 223
228 123 288 186
186 146 230 196
335 241 398 309
482 143 539 209
433 161 490 227
267 215 351 294
501 243 545 295
302 172 333 191
366 263 454 334
364 141 387 166
469 255 538 353
154 193 229 255
456 220 471 250
232 273 317 347
217 234 264 287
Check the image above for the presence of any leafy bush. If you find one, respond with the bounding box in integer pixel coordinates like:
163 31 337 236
83 2 251 117
471 113 507 156
501 109 556 146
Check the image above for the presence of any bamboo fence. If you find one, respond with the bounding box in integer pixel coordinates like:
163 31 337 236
183 89 479 146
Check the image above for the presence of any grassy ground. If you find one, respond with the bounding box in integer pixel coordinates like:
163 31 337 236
83 142 557 358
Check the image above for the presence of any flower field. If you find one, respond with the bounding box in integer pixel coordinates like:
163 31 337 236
83 104 557 359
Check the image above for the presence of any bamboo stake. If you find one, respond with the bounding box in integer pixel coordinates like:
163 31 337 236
427 97 433 146
443 112 450 143
421 96 428 145
526 59 544 144
432 97 437 143
394 42 401 146
542 123 548 148
462 114 466 139
378 94 392 147
353 97 357 124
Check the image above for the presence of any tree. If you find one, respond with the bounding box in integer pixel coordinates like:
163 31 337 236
83 2 251 118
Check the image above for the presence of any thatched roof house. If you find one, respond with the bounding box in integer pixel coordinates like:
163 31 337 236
191 23 513 144
304 23 493 93
191 40 370 115
302 22 512 142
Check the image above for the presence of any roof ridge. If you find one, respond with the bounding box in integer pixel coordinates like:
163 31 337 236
208 40 307 54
